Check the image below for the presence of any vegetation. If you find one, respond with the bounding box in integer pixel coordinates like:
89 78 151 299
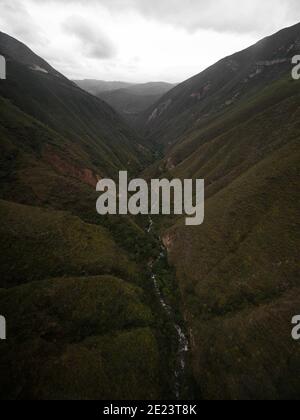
1 23 300 400
0 276 163 400
0 32 175 400
157 63 300 399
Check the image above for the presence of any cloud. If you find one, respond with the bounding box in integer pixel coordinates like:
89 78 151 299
1 0 299 83
62 16 116 59
0 0 45 44
102 0 300 34
37 0 300 34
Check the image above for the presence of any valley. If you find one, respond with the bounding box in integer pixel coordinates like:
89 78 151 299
147 216 190 399
74 80 175 127
0 22 300 400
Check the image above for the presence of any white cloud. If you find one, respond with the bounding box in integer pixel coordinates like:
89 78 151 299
0 0 299 82
63 16 116 59
35 0 300 34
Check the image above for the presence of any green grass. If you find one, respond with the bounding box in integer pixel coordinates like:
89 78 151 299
0 200 139 288
0 276 163 400
164 136 300 399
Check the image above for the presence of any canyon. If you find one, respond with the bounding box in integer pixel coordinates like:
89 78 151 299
0 22 300 400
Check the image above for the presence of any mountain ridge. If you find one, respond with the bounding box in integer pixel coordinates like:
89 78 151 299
139 22 300 149
0 23 300 400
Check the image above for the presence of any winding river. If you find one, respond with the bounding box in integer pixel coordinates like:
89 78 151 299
147 218 189 399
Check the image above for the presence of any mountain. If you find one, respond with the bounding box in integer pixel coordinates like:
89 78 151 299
0 32 174 400
140 23 300 150
99 82 175 126
75 80 175 127
147 23 300 399
1 22 300 401
73 79 134 95
0 32 151 180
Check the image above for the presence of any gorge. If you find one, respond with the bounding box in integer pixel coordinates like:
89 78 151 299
0 22 299 400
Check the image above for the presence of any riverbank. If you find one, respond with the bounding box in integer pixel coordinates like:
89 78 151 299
147 217 194 399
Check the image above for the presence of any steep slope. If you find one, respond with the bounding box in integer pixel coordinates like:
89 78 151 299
0 31 150 179
153 24 300 400
0 32 154 259
98 82 175 126
0 275 161 400
164 136 300 400
0 200 139 288
0 33 175 400
140 23 300 150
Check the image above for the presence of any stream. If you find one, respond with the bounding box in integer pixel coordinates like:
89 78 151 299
147 217 189 399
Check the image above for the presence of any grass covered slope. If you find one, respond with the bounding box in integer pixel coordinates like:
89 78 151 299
0 32 172 400
0 202 168 399
168 76 300 196
140 23 300 149
0 200 138 288
0 276 161 400
0 92 150 263
0 31 150 178
164 137 300 399
152 25 300 400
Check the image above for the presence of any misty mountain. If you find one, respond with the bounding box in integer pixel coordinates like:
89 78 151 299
74 79 175 126
98 82 175 126
73 79 134 95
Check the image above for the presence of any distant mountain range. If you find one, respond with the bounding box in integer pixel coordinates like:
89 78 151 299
74 79 175 125
73 79 134 95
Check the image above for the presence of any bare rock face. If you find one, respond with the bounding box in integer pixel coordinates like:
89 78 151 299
147 99 172 123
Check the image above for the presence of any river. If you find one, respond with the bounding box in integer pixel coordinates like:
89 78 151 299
147 217 189 399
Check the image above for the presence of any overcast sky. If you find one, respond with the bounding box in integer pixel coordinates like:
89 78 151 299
0 0 299 83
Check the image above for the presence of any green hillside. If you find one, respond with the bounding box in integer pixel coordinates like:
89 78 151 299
164 137 300 399
140 23 300 150
0 275 162 400
0 32 176 400
0 23 299 401
0 31 150 178
0 200 139 288
152 26 300 400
